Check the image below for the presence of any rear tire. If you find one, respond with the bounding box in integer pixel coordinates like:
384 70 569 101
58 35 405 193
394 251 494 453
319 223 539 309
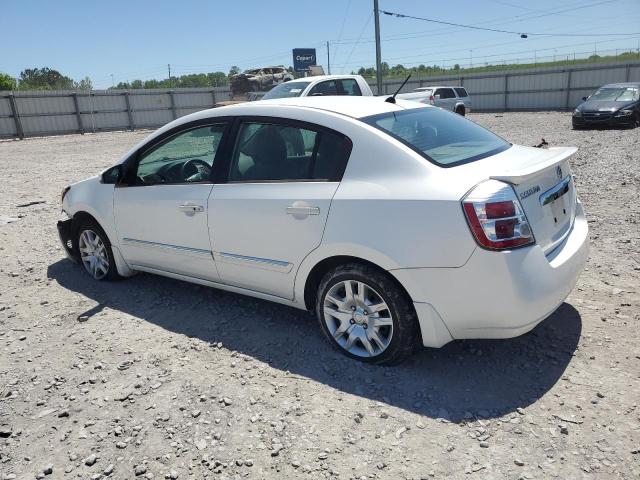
315 263 419 365
73 218 121 281
456 106 466 116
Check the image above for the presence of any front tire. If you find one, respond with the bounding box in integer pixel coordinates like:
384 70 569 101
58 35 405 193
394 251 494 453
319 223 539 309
74 219 121 281
455 106 466 116
316 263 419 365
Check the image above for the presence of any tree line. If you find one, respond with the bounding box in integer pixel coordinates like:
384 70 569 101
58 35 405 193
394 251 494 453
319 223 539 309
0 68 92 91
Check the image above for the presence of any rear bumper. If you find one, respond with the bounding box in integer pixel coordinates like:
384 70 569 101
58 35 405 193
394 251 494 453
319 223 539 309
392 201 589 344
57 218 77 262
572 114 635 127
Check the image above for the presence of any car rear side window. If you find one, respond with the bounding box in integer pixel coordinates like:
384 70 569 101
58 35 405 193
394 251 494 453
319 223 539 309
454 87 468 97
436 88 456 99
362 108 510 167
309 80 338 96
229 122 351 182
340 79 362 96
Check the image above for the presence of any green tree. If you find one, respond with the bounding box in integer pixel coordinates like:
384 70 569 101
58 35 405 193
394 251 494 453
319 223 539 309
228 65 240 77
207 71 227 86
130 79 144 89
19 67 74 90
0 72 17 91
74 76 92 90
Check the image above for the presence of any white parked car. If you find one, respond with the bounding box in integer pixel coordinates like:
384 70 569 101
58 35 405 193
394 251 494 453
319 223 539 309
397 86 472 115
58 97 588 364
262 75 373 100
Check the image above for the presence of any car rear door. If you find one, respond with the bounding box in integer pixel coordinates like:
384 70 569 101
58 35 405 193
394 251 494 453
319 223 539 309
113 121 229 280
439 88 457 111
208 117 352 299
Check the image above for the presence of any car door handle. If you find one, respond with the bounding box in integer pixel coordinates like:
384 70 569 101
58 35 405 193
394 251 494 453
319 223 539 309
178 203 204 213
286 205 320 216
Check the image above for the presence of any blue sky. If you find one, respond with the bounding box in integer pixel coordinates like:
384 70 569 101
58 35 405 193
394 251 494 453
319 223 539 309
2 0 639 89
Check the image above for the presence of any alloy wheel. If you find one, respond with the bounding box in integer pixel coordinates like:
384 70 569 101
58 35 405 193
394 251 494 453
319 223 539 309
78 229 109 280
323 280 393 358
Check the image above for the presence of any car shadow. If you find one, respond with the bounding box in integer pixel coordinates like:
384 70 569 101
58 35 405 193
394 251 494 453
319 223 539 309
47 259 582 421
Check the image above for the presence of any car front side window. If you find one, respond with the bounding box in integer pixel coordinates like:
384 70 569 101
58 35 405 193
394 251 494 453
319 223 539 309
135 124 225 185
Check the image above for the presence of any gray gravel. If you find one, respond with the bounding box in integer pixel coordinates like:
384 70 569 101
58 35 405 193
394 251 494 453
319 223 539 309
0 112 639 479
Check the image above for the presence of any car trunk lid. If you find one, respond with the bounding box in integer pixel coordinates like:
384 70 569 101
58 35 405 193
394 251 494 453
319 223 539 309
457 145 578 254
490 146 577 254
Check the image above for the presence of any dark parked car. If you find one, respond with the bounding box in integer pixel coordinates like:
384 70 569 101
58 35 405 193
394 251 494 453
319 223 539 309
572 82 639 129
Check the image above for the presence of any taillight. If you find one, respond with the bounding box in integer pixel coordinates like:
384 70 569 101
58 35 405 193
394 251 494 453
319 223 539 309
462 180 534 250
429 95 435 104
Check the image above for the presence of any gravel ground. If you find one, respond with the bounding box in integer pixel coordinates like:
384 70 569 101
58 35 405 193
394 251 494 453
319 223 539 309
0 112 639 479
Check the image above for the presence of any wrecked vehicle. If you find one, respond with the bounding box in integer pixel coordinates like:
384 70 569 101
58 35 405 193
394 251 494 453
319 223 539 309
230 66 294 98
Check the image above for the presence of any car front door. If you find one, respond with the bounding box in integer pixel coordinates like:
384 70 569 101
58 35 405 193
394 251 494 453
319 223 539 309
208 118 351 299
113 122 229 280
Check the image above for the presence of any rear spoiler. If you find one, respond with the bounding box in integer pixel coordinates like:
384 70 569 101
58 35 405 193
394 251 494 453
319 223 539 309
490 147 578 185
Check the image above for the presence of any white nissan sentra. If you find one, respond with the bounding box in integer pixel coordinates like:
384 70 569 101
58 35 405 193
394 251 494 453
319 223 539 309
57 97 589 364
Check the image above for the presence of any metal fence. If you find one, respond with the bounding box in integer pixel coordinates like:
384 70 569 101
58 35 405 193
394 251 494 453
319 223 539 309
374 61 640 111
0 87 233 139
1 60 639 139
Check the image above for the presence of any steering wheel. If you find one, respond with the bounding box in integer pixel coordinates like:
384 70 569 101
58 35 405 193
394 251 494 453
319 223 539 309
181 159 212 182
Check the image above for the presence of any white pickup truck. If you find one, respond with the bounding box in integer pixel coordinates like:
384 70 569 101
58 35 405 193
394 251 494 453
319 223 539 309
260 75 471 116
261 75 374 99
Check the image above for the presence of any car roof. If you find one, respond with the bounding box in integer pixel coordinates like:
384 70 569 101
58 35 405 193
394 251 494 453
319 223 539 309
286 74 362 83
245 96 422 118
218 96 424 119
420 85 464 89
601 82 640 88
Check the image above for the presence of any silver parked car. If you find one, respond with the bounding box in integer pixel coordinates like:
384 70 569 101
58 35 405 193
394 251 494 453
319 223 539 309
397 86 472 115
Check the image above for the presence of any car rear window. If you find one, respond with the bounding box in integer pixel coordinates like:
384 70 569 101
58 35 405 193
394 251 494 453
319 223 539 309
361 107 510 167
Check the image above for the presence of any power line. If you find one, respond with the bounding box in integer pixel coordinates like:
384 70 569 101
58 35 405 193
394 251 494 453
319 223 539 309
330 0 624 44
380 7 640 38
331 0 352 68
340 11 373 74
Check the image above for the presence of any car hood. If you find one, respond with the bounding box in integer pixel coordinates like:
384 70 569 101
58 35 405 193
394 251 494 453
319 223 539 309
579 99 635 112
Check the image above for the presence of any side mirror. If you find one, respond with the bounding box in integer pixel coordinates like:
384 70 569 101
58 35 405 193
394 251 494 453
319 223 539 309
101 165 122 184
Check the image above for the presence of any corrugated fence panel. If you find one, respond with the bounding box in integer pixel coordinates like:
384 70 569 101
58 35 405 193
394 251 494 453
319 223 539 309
571 65 628 88
473 93 505 111
0 96 12 116
509 91 565 110
21 112 77 135
15 95 74 115
176 107 205 117
630 65 640 81
133 109 172 128
0 117 16 137
509 71 567 91
463 75 505 94
88 112 130 131
174 91 214 108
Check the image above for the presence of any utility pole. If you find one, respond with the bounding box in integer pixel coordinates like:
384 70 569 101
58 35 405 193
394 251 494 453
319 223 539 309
110 74 114 87
327 41 331 75
373 0 383 95
168 64 171 87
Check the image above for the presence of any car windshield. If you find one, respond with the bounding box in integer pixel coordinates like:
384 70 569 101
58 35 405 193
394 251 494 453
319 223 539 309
262 81 311 100
362 107 510 167
590 87 639 102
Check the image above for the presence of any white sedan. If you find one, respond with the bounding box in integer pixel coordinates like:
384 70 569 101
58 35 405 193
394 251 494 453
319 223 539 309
57 97 589 364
